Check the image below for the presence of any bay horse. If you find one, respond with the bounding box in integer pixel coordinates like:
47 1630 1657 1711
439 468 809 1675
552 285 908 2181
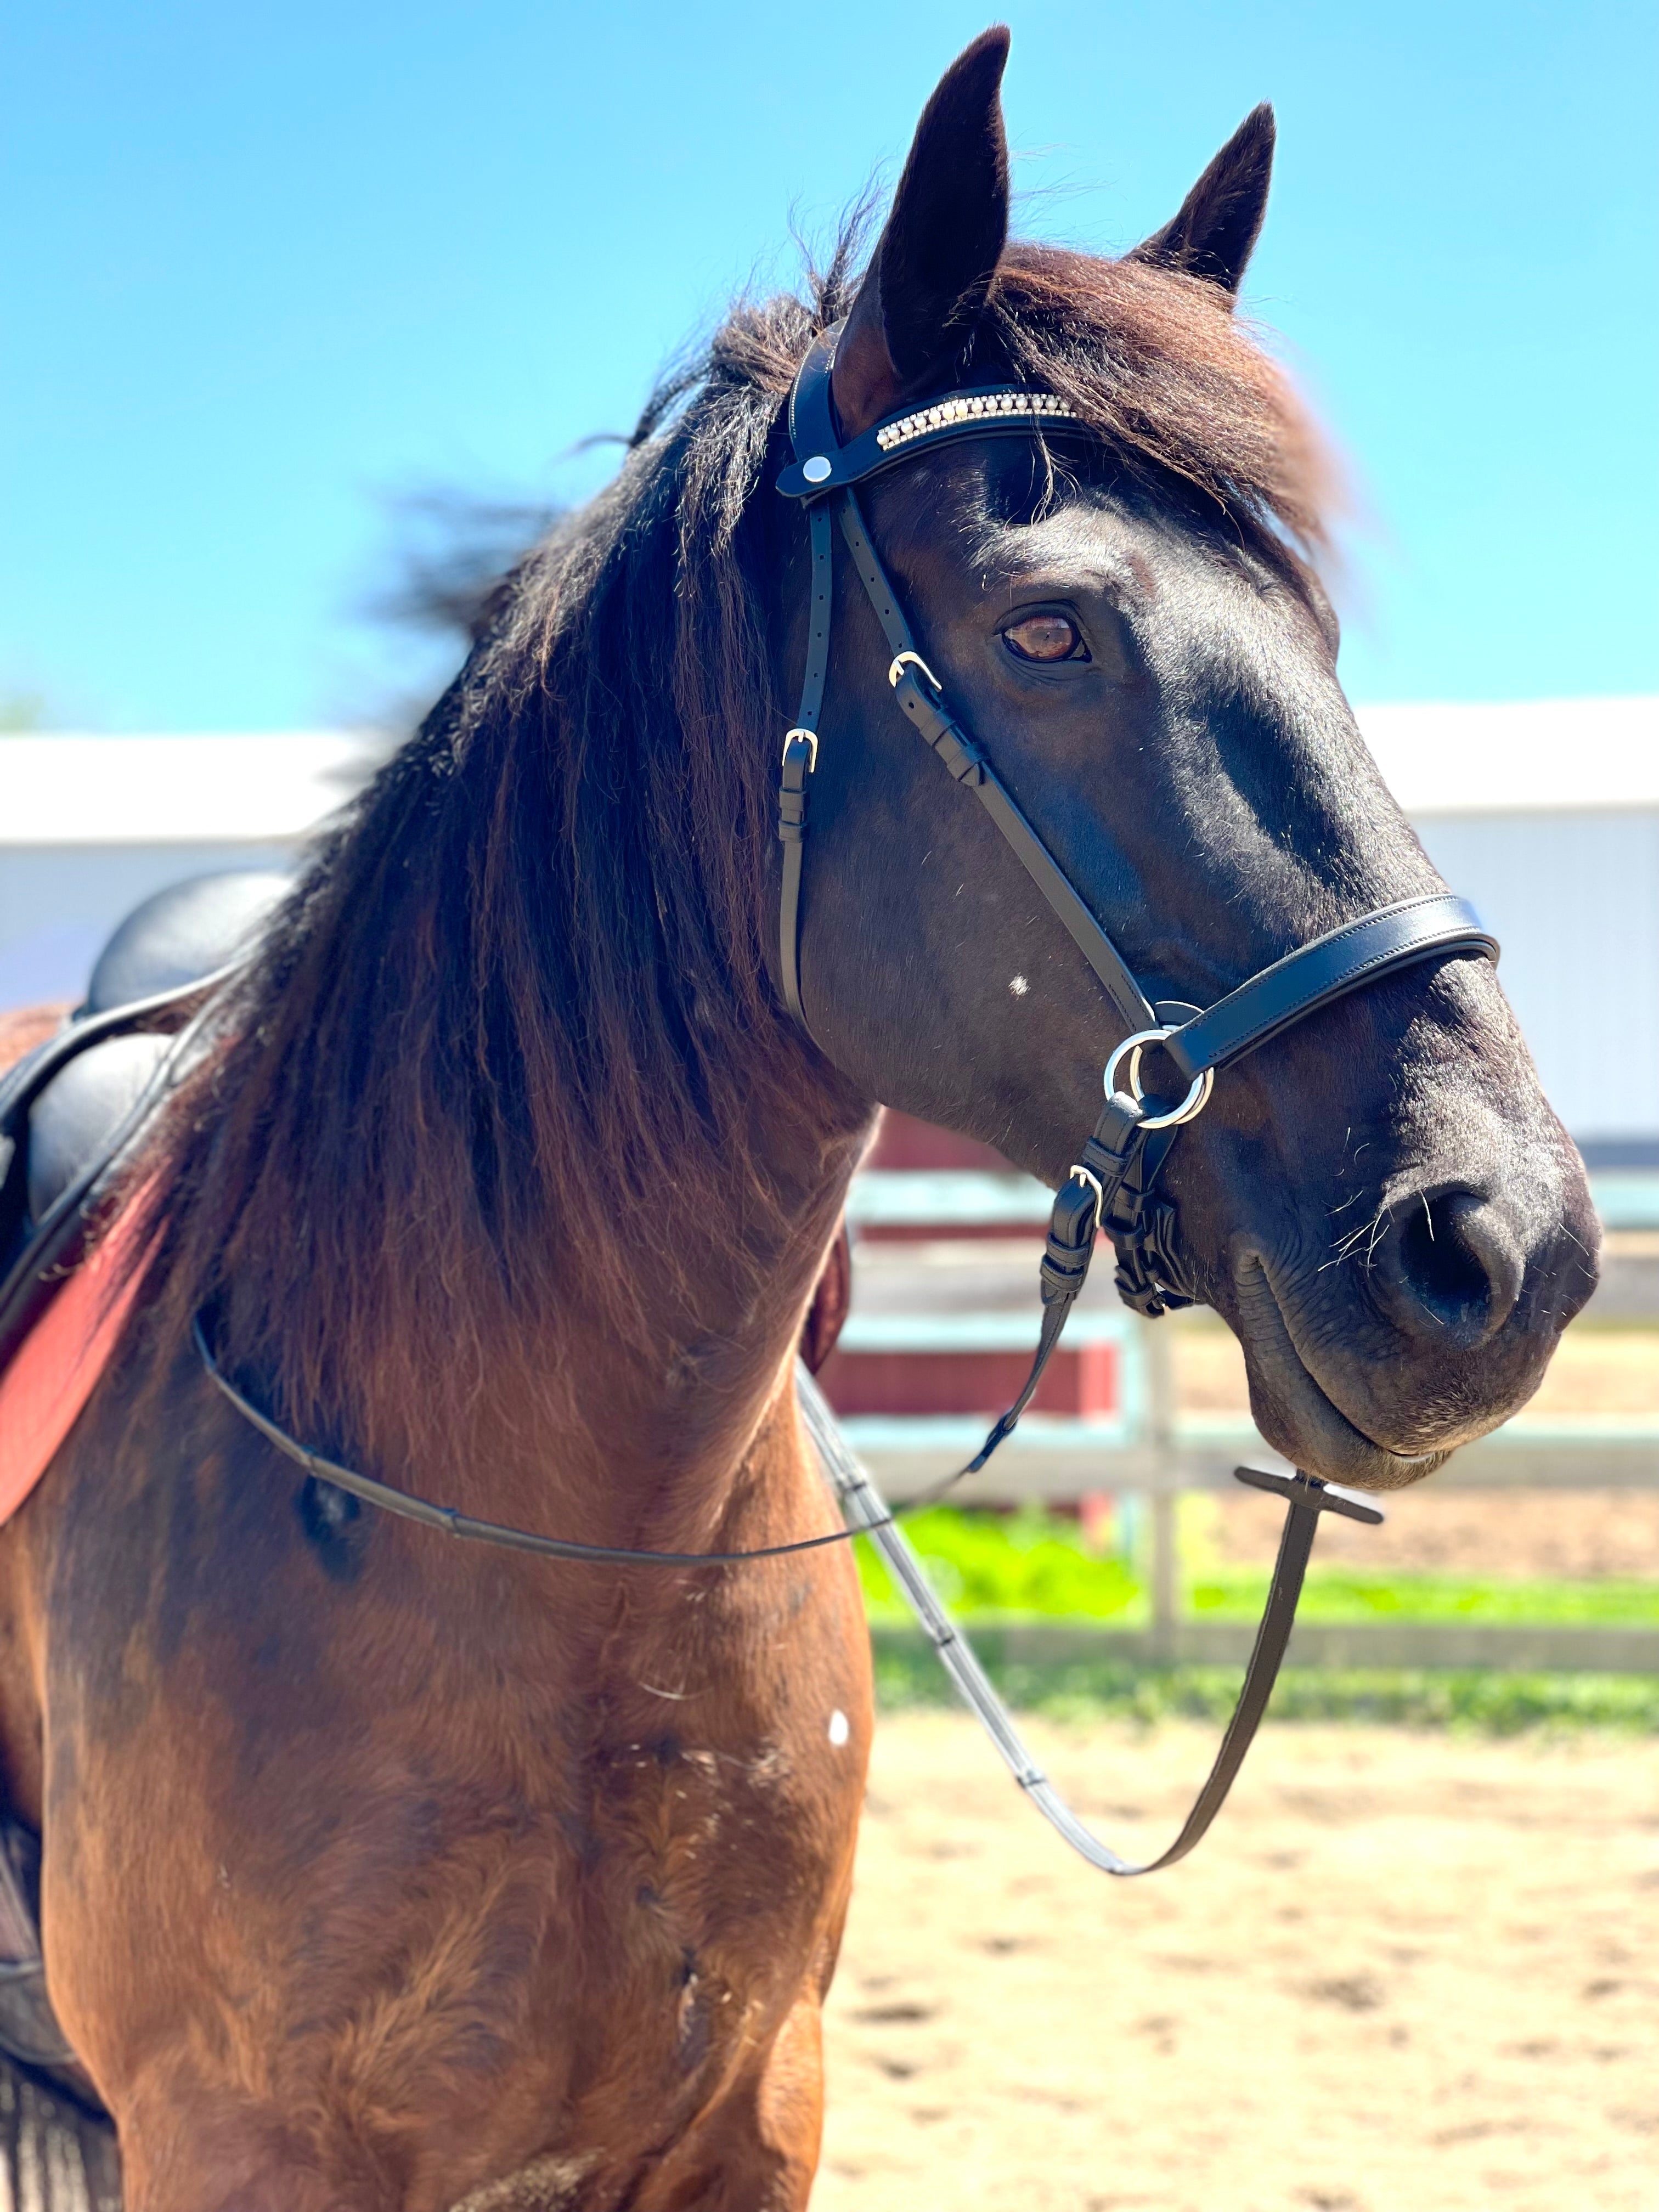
0 29 1596 2209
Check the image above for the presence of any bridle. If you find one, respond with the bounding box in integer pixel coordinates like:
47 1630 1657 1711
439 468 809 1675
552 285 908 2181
772 321 1497 1468
189 322 1503 1877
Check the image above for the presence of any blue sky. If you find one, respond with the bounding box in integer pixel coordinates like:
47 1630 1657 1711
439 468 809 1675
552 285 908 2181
4 0 1654 731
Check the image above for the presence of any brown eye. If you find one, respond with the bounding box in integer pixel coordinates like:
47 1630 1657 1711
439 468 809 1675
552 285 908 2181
1003 613 1087 663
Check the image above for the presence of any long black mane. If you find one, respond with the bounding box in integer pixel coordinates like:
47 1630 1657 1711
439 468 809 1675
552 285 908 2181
137 223 1333 1458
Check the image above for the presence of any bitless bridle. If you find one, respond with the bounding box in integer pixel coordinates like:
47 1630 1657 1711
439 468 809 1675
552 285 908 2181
198 323 1500 1876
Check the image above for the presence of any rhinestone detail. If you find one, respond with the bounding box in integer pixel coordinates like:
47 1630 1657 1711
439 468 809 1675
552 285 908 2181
873 391 1077 454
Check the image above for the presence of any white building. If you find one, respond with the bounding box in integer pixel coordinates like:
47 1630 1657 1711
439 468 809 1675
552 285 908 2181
2 699 1656 1164
0 732 383 1012
1362 698 1659 1169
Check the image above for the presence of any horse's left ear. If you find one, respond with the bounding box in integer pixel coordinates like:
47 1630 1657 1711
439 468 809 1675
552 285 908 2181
831 27 1012 438
1128 104 1275 302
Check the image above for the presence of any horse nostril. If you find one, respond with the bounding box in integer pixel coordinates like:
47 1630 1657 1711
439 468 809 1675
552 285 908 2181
1391 1188 1523 1342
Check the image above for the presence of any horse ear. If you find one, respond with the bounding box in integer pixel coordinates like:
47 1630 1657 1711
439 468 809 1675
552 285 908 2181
831 28 1012 438
1127 104 1275 302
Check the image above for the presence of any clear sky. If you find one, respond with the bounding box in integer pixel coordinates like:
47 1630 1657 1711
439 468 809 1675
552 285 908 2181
4 0 1655 732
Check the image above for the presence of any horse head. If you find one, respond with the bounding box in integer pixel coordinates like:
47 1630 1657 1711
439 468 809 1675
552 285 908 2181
771 30 1598 1487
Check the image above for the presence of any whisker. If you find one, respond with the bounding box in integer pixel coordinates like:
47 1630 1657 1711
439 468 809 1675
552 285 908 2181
1319 1203 1387 1272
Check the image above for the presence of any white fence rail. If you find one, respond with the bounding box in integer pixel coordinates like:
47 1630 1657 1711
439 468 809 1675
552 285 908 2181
837 1169 1659 1673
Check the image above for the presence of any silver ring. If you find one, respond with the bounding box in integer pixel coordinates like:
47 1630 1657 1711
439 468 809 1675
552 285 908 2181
1103 1026 1214 1131
782 726 819 771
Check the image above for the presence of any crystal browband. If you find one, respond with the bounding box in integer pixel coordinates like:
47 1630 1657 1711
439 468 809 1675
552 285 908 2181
776 377 1085 499
874 390 1077 453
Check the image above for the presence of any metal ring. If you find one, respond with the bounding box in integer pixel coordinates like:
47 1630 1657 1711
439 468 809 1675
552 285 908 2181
782 726 819 771
1103 1026 1214 1131
888 650 941 693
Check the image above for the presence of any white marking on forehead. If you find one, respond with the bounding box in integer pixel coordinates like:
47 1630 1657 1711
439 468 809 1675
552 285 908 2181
828 1708 850 1747
1008 974 1030 997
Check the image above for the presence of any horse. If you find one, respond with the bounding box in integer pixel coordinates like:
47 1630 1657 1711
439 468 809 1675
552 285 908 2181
0 29 1598 2209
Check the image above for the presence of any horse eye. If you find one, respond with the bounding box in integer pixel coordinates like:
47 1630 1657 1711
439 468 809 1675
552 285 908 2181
1003 614 1087 664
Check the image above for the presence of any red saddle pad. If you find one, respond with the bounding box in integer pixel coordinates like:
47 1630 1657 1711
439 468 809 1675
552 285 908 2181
0 1192 157 1526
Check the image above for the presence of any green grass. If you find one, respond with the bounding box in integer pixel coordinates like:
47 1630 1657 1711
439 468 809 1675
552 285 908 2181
1189 1566 1659 1626
856 1505 1659 1731
867 1635 1659 1733
856 1504 1144 1621
855 1504 1659 1628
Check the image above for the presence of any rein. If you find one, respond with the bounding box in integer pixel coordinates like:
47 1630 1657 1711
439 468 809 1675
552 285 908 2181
194 1311 889 1568
189 325 1500 1877
799 1368 1383 1877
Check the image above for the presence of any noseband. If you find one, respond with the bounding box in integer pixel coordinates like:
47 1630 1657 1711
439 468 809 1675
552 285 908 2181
774 323 1497 1470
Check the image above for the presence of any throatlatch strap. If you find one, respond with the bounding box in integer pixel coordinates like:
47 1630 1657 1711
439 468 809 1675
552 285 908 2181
777 503 834 1034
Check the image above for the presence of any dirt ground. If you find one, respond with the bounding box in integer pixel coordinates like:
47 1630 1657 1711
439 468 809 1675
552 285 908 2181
1202 1480 1659 1578
816 1714 1659 2212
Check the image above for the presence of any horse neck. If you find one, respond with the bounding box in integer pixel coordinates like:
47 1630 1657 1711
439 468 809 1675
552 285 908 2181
502 1098 870 1548
191 1008 872 1553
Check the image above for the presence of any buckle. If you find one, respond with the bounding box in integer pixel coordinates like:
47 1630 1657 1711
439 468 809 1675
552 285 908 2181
887 650 943 696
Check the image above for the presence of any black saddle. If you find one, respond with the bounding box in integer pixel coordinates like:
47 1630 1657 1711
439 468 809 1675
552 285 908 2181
0 869 286 2113
0 871 288 1300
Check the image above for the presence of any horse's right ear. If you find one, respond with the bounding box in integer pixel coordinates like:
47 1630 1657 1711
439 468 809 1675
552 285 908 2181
830 28 1011 439
1127 105 1276 302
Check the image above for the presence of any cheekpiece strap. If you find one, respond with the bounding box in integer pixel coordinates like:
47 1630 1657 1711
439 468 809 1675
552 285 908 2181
833 493 1158 1036
777 503 836 1034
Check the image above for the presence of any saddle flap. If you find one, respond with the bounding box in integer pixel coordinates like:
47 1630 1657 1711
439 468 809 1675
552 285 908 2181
25 1034 173 1227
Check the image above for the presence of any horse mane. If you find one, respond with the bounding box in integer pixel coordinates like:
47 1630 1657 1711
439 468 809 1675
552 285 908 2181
133 222 1333 1462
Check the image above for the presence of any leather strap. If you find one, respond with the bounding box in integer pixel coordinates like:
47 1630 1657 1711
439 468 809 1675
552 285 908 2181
195 1312 890 1568
1165 894 1499 1082
786 326 842 471
777 503 834 1031
798 1364 1385 1877
776 482 1159 1043
776 329 1081 502
945 1090 1147 1484
836 494 1157 1035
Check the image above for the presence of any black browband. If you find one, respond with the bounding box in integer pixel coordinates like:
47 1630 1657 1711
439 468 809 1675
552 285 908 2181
189 323 1501 1878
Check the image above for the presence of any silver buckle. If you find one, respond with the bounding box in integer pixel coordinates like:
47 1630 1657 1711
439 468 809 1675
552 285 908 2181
888 650 942 694
1069 1163 1106 1229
